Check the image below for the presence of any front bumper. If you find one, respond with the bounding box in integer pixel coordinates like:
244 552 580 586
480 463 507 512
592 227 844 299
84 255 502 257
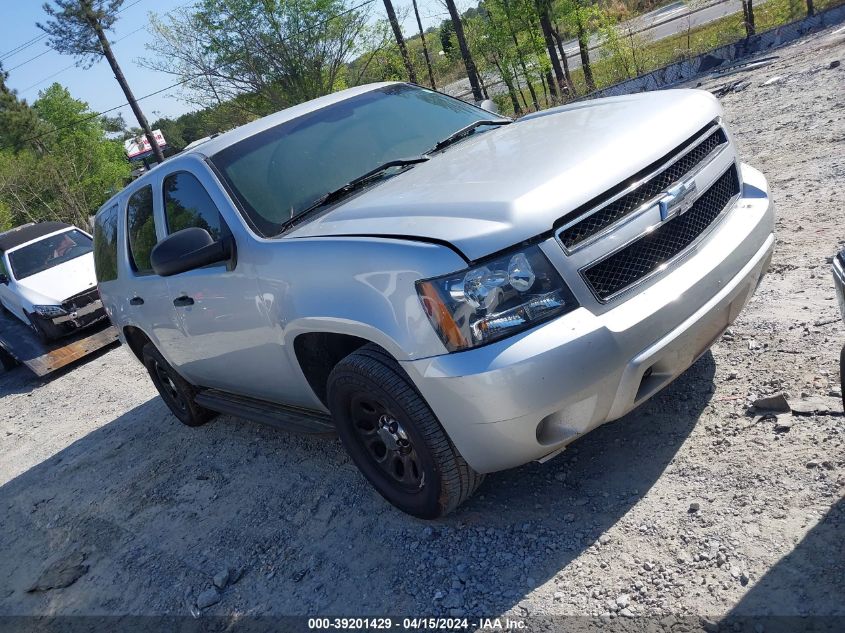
402 163 775 473
36 299 108 337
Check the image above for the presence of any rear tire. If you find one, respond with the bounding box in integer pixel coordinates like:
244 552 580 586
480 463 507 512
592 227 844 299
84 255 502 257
327 344 484 518
142 343 215 427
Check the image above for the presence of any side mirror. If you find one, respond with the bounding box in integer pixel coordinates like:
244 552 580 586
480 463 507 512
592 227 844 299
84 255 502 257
479 99 499 115
0 273 8 285
150 227 235 277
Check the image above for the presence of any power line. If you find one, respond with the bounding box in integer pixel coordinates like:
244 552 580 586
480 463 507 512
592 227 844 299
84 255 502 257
19 62 76 94
6 48 52 73
15 0 196 95
2 0 377 152
0 34 48 62
0 0 144 66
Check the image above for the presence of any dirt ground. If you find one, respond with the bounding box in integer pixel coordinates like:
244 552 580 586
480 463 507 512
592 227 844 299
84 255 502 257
0 23 843 629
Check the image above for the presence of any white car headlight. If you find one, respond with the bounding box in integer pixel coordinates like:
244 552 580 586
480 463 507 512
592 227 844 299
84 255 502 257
417 245 578 351
32 304 67 318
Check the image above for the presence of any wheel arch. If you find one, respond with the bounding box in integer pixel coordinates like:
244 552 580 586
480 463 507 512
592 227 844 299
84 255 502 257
122 325 152 363
293 331 374 407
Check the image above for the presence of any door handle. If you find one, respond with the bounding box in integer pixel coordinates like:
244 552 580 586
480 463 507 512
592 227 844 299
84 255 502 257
129 296 144 306
173 295 195 307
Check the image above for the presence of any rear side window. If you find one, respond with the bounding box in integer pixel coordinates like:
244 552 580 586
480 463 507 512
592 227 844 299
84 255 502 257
93 204 119 282
127 186 157 274
163 172 229 240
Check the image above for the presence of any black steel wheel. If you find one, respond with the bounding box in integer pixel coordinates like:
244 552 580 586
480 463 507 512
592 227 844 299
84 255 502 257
348 393 424 492
327 344 483 518
142 343 215 427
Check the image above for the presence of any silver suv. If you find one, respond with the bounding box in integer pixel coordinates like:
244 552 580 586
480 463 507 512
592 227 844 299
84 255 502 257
95 83 774 518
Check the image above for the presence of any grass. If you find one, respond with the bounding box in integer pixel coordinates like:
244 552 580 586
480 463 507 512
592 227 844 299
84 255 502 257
494 0 844 115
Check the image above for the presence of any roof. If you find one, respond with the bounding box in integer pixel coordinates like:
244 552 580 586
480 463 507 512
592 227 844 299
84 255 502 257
0 222 71 253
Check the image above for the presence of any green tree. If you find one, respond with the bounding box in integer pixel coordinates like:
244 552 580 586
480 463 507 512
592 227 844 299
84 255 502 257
439 20 455 57
0 83 129 230
0 66 45 153
443 0 484 101
39 0 165 162
558 0 596 91
145 0 370 113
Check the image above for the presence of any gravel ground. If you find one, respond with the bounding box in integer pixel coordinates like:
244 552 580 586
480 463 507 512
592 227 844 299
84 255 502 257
0 24 843 628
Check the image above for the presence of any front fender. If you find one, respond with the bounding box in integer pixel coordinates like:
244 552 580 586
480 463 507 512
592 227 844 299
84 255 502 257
251 236 468 361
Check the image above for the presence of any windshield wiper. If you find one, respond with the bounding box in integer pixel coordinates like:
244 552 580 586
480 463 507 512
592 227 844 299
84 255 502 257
427 119 512 154
280 157 429 232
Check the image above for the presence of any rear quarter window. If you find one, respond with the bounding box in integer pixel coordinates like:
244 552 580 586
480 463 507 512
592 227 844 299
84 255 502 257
93 204 119 282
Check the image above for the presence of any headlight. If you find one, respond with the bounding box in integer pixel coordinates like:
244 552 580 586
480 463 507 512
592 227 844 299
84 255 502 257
32 304 67 318
416 245 578 351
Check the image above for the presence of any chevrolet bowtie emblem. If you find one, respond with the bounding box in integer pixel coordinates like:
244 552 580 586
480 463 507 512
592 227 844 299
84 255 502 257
658 180 697 222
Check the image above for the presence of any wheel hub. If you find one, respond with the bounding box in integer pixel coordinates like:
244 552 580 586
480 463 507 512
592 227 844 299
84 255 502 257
377 414 411 454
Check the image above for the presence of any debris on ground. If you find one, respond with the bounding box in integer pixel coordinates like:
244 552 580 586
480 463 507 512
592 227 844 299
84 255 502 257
26 552 88 593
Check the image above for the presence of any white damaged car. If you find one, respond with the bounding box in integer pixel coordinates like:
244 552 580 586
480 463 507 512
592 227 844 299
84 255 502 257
0 222 107 342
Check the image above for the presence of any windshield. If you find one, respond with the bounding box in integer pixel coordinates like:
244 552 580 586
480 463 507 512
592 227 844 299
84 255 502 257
211 84 504 237
9 229 93 280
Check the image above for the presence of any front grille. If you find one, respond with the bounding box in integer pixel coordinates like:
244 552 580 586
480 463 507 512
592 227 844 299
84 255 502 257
559 126 728 250
582 165 740 301
62 287 100 312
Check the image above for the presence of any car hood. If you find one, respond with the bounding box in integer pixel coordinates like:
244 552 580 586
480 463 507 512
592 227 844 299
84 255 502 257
286 89 724 261
14 252 97 304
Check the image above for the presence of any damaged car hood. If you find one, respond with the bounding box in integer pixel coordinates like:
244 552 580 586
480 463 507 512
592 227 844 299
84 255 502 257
15 252 98 303
286 89 724 261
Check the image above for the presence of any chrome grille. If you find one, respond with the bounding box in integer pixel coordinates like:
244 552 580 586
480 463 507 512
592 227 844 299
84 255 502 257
559 126 728 250
582 165 740 301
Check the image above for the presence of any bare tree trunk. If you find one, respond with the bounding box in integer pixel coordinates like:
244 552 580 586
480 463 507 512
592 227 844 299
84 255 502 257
494 60 522 114
742 0 756 37
444 0 483 101
383 0 417 83
552 25 575 95
510 66 530 110
88 16 164 162
806 0 815 15
536 0 565 99
412 0 436 88
479 76 489 99
574 3 595 92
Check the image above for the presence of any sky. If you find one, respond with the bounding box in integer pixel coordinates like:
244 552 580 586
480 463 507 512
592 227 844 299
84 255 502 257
0 0 456 128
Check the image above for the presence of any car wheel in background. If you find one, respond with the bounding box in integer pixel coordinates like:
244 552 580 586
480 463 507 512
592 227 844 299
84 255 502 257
142 343 216 427
327 343 484 519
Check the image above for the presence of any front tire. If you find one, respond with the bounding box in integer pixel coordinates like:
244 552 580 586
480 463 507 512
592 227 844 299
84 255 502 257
327 344 484 518
142 343 215 427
